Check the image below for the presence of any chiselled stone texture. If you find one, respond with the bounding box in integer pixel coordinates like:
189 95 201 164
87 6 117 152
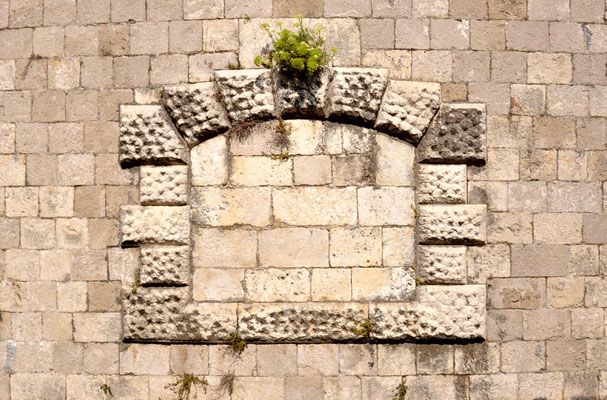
124 288 236 341
418 204 487 244
417 245 467 284
375 80 441 144
238 303 367 342
140 166 188 205
215 69 275 123
418 104 487 165
140 247 189 286
162 83 230 147
371 285 485 340
275 70 329 118
325 68 389 126
120 205 190 245
119 105 188 167
418 164 467 204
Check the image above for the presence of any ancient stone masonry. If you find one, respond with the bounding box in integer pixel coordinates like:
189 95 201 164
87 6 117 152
117 68 488 343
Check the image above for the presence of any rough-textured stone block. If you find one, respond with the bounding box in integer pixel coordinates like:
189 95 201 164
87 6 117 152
238 303 367 342
140 246 189 286
119 105 188 166
375 80 441 143
162 83 230 147
191 187 271 227
418 103 487 165
418 204 487 244
417 245 467 284
276 70 329 118
418 164 467 204
140 165 188 205
325 68 388 126
124 287 237 341
371 285 485 340
120 205 190 245
215 69 275 123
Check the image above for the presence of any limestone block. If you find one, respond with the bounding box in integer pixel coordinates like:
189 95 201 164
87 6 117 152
275 70 329 118
417 245 467 284
124 287 237 341
325 68 389 125
418 164 467 204
352 267 416 301
192 227 257 268
238 302 368 342
191 187 271 227
245 268 310 302
418 204 487 244
332 154 375 186
371 285 486 340
358 187 415 226
273 187 357 226
190 135 228 186
193 268 244 302
418 103 487 165
311 269 352 301
342 124 375 153
375 80 441 143
229 120 286 156
215 69 275 123
259 227 329 268
140 165 188 205
375 133 416 186
330 227 382 267
120 205 190 244
287 120 337 155
231 156 293 186
119 105 188 166
140 246 189 286
162 82 230 147
383 227 415 267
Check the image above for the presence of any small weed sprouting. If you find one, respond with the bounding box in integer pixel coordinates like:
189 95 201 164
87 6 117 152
208 77 216 82
263 150 290 161
130 279 141 294
243 15 251 22
411 204 419 218
218 370 236 396
228 60 244 70
392 377 408 400
228 332 247 356
352 318 376 342
415 277 422 286
167 373 209 400
99 383 114 398
221 180 228 186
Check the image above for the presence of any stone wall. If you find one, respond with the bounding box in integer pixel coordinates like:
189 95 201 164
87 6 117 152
1 0 606 399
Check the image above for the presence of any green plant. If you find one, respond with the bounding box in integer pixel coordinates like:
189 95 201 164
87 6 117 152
99 383 114 397
392 377 408 400
254 15 337 78
167 373 208 400
228 60 243 70
228 332 247 356
131 279 141 294
352 318 376 341
218 370 235 396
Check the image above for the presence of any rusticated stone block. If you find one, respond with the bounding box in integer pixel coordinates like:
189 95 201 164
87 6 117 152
124 287 237 341
120 205 190 245
275 70 329 118
418 164 467 204
418 204 487 244
238 302 368 342
140 165 188 205
325 68 389 126
417 245 467 284
375 80 441 143
371 285 486 340
162 83 230 147
119 105 188 167
215 69 274 123
140 246 189 286
418 103 487 165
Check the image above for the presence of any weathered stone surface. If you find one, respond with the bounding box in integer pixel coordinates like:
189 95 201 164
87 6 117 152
215 69 275 123
192 227 257 268
375 133 416 186
325 68 389 125
352 267 416 301
124 287 236 341
375 80 441 143
259 228 329 268
330 227 382 267
140 165 188 205
358 187 415 226
275 70 329 118
120 205 190 244
418 164 467 204
418 103 487 165
417 245 467 284
273 187 357 226
245 268 310 302
238 302 367 342
140 246 189 286
190 134 228 186
119 105 188 166
371 285 486 340
231 156 293 186
191 187 271 227
162 82 230 147
418 204 487 244
193 268 244 302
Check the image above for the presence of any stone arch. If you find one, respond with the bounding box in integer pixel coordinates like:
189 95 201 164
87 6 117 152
118 68 488 343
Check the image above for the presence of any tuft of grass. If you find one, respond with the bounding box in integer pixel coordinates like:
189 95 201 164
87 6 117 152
100 383 114 398
166 373 208 400
352 318 376 342
392 377 408 400
218 370 235 396
228 60 244 70
227 332 247 356
131 279 141 294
